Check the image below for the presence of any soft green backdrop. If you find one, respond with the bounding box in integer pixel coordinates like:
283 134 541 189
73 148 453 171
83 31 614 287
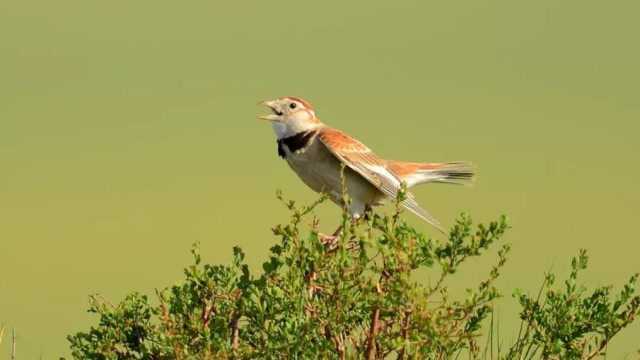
1 0 639 357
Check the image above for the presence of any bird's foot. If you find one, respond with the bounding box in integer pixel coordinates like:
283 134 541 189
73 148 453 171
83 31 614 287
318 233 361 253
318 233 339 250
318 225 343 250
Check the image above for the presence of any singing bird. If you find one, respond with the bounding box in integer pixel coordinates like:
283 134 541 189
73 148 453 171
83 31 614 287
259 96 474 235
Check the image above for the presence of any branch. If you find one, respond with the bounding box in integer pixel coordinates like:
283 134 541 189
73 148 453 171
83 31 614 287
201 300 214 330
398 310 412 359
366 282 383 360
584 303 639 360
365 307 380 360
230 312 240 351
334 334 346 360
11 328 16 360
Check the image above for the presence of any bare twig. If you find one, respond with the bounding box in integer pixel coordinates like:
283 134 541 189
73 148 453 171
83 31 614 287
11 328 16 360
202 300 214 330
508 275 550 358
426 270 449 299
584 315 632 360
334 334 346 360
398 310 412 359
365 307 380 360
157 292 182 360
366 282 383 360
306 271 318 299
230 312 240 351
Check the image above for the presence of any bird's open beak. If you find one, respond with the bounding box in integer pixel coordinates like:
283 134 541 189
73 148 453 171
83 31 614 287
258 100 283 122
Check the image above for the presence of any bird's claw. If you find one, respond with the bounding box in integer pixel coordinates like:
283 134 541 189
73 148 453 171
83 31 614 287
319 233 338 248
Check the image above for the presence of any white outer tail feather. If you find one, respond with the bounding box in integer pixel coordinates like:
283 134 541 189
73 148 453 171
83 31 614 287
405 162 475 188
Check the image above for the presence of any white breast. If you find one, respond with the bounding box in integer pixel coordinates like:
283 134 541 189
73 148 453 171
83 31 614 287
271 122 289 139
283 139 385 218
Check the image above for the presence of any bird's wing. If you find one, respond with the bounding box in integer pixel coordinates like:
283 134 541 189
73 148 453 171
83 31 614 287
317 127 444 232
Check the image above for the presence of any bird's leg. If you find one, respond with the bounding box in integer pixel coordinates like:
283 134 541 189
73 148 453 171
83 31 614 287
331 225 343 237
363 204 373 222
320 206 373 250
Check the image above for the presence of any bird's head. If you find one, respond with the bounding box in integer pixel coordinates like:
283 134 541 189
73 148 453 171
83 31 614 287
259 96 322 138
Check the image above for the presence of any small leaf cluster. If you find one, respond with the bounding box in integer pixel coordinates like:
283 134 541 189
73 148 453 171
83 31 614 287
67 293 157 359
508 250 640 359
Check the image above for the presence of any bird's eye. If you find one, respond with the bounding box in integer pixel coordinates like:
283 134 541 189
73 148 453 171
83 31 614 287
289 103 297 109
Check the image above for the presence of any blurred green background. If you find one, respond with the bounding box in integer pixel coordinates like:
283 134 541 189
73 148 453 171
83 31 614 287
1 0 639 357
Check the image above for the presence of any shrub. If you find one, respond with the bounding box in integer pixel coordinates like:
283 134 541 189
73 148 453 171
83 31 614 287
66 190 640 359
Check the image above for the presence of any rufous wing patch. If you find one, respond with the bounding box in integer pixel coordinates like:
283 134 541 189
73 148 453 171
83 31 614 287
317 127 444 232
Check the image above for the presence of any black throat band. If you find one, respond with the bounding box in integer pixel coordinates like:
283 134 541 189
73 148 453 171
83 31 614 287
277 130 317 158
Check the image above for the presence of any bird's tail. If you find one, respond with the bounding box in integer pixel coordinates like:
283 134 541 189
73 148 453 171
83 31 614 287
388 161 475 187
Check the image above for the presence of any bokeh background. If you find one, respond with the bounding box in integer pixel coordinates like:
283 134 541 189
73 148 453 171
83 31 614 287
1 0 639 357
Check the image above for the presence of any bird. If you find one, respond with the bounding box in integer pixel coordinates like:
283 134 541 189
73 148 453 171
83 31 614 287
259 96 474 237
